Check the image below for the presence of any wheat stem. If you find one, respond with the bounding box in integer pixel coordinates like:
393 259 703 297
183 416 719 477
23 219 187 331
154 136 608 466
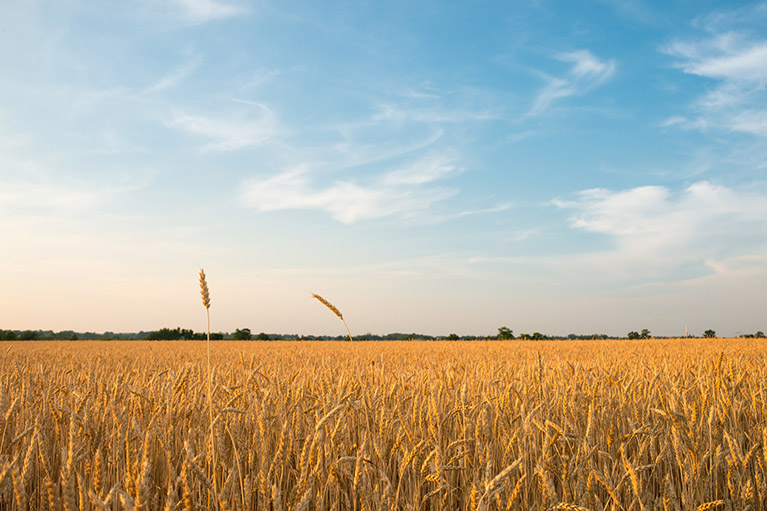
200 269 219 510
311 294 353 342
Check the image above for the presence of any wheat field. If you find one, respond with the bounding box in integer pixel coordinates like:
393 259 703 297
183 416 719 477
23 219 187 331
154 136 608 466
0 339 765 511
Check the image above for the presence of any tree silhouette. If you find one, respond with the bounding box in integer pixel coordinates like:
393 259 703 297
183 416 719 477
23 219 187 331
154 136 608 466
233 328 252 340
497 327 514 340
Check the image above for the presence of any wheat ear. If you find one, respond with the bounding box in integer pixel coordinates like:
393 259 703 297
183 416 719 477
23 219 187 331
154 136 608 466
199 269 219 510
311 294 353 342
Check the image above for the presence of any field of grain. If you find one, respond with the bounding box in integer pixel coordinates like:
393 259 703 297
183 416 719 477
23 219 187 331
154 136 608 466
0 339 765 511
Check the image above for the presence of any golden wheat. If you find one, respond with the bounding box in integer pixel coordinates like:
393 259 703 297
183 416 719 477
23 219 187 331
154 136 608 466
0 339 763 510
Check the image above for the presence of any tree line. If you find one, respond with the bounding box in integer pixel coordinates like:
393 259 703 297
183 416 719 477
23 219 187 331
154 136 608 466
1 327 764 341
496 327 765 341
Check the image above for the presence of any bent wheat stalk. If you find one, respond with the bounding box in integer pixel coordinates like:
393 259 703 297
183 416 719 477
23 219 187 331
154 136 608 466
312 293 353 342
199 269 219 510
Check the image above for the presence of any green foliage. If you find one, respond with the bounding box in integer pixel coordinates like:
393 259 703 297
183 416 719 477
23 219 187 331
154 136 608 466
145 327 195 340
627 331 640 340
233 328 252 340
255 332 271 340
2 330 17 341
497 326 514 340
641 329 651 339
518 332 548 340
704 329 716 338
446 333 459 341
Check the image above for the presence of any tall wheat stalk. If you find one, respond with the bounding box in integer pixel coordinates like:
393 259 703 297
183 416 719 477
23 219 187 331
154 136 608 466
199 269 219 509
312 293 353 342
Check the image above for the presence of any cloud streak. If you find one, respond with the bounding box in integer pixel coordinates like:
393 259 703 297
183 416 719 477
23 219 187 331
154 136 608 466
531 50 615 114
168 0 245 24
168 104 277 151
239 154 460 223
665 12 767 138
554 181 767 278
144 57 202 93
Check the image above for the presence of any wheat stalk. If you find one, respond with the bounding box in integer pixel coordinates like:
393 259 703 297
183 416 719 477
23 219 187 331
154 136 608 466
199 269 219 510
551 504 592 511
311 293 353 342
477 458 523 510
696 501 724 511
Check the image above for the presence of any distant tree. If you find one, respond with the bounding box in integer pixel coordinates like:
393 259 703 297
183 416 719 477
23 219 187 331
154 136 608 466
210 333 224 340
70 333 78 340
627 331 640 340
497 327 514 340
2 331 16 341
254 332 270 341
640 329 651 339
144 327 196 340
147 328 180 340
518 333 531 340
233 328 252 340
446 333 459 341
531 332 547 340
756 331 765 338
704 329 716 338
20 330 38 340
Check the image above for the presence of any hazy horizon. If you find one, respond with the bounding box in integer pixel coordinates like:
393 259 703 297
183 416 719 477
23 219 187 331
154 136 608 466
1 1 765 337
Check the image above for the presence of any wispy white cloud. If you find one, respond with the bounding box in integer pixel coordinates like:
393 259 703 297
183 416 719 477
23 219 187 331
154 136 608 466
531 50 615 114
168 104 277 151
659 115 686 128
682 42 767 82
239 154 460 224
665 12 767 138
379 155 460 186
372 104 497 124
456 203 513 218
553 181 767 277
728 110 767 138
168 0 245 24
144 57 202 93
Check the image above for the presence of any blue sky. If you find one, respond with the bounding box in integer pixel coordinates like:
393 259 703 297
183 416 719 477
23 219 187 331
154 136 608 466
1 0 765 337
